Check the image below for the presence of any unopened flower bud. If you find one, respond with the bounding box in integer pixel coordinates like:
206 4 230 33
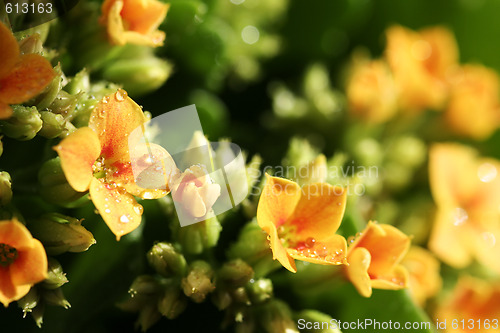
0 105 42 140
64 69 90 95
102 56 172 97
147 242 187 277
129 275 163 299
294 310 341 333
18 33 43 55
218 259 254 289
175 216 221 255
38 111 67 138
29 213 95 255
38 157 87 206
259 299 298 333
295 154 327 186
387 136 427 168
30 303 44 328
157 285 188 319
181 260 215 303
136 304 161 332
48 91 79 121
0 171 12 206
246 278 273 304
17 287 40 315
36 65 63 110
211 289 232 310
283 137 320 170
42 288 71 309
40 258 68 289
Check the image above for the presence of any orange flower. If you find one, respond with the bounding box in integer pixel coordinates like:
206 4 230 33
428 143 500 273
346 58 398 124
0 219 47 307
445 65 500 139
385 25 458 112
401 246 442 306
345 221 410 298
54 89 176 240
435 276 500 333
256 175 348 273
100 0 169 47
0 22 55 119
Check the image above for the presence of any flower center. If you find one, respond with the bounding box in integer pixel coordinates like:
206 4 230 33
0 243 18 266
92 156 106 178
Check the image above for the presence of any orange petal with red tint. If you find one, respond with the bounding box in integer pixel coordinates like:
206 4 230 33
0 268 31 307
346 247 372 297
288 183 347 243
10 239 48 286
54 127 101 192
351 222 410 278
0 54 55 104
0 219 37 251
121 0 168 35
257 174 301 230
89 178 142 240
0 22 20 79
0 103 13 119
88 90 146 165
288 234 347 265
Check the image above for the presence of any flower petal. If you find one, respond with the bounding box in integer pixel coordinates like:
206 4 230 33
0 54 55 104
10 239 47 286
257 175 302 230
350 222 410 278
0 219 36 251
89 178 142 240
54 127 101 192
287 234 347 265
346 247 372 297
0 22 20 79
0 267 30 307
287 183 347 242
371 265 409 290
88 90 146 165
266 221 297 273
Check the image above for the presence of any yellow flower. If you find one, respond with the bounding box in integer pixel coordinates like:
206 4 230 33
445 65 500 139
435 276 500 333
428 143 500 273
401 246 442 306
100 0 169 47
346 57 398 124
0 219 47 307
54 89 176 240
385 25 458 112
0 22 55 119
256 175 348 273
345 221 410 298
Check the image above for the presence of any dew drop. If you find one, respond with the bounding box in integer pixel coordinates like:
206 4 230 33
102 96 109 104
347 236 355 244
133 204 144 215
452 207 468 226
105 209 111 213
478 163 497 183
120 215 130 223
115 89 127 101
305 237 316 248
142 191 154 199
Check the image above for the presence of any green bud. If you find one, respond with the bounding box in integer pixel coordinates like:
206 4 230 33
15 23 50 44
283 137 321 170
294 154 327 186
136 304 161 332
38 111 67 138
18 33 43 55
258 299 299 333
0 171 12 206
29 213 95 255
147 242 187 277
181 260 215 303
231 287 250 305
157 285 188 319
387 136 427 168
42 288 71 309
64 69 90 95
218 259 254 289
128 275 164 303
17 287 40 315
211 289 232 310
38 157 88 206
384 161 412 191
36 65 63 110
246 278 273 304
175 216 221 255
48 91 79 121
41 258 68 289
294 310 342 333
30 303 45 328
227 219 270 264
353 138 383 166
0 105 42 140
102 56 172 97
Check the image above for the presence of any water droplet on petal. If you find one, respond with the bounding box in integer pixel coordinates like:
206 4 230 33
105 209 111 213
478 163 497 183
115 89 127 101
133 204 144 215
452 207 468 226
482 232 496 248
305 237 316 248
120 215 130 223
